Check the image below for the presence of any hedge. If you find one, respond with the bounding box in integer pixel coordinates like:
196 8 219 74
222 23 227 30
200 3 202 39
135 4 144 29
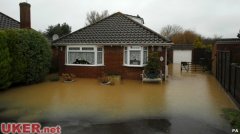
0 29 52 89
0 31 12 89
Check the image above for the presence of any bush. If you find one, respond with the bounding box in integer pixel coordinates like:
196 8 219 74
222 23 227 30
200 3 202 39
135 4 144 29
222 108 240 129
4 29 52 85
0 31 12 89
144 52 161 78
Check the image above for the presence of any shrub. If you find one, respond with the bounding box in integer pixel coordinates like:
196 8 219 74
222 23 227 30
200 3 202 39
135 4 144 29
144 52 161 78
5 29 52 85
0 31 12 89
222 108 240 129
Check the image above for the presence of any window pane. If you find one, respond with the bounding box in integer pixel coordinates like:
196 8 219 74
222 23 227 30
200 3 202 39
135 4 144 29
79 52 95 64
97 52 102 64
130 46 141 50
144 47 148 50
69 47 80 50
130 50 141 65
143 51 147 64
68 52 80 64
82 47 94 51
124 51 127 64
68 52 95 65
97 47 103 51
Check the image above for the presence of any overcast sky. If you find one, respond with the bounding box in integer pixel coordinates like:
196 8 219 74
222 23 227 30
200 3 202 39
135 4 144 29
1 0 240 38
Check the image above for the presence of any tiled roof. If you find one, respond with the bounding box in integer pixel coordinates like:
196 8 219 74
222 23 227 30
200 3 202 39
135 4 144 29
0 12 20 29
216 38 240 44
53 12 171 45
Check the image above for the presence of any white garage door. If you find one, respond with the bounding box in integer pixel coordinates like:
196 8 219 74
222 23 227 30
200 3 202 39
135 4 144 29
173 50 192 63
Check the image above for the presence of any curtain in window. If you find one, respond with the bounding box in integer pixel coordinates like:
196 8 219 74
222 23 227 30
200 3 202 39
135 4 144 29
68 52 95 65
130 50 141 65
79 52 95 64
68 52 80 64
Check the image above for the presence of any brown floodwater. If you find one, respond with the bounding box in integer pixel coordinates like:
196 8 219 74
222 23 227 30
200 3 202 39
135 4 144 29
0 64 237 134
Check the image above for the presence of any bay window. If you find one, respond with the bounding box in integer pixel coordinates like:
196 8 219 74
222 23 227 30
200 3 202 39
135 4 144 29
66 46 104 66
124 46 148 67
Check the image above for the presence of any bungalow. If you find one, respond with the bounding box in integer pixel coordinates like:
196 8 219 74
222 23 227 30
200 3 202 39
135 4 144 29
53 12 173 80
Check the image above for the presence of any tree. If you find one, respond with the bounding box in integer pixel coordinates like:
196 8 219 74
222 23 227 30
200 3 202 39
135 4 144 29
0 31 12 89
44 23 71 39
193 37 204 48
160 25 183 39
171 30 200 44
85 10 109 25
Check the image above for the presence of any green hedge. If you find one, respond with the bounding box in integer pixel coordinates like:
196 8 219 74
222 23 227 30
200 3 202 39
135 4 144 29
0 29 52 89
0 31 12 89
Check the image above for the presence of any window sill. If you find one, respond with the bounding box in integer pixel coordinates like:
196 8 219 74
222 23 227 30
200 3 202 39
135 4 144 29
65 64 105 67
123 64 146 68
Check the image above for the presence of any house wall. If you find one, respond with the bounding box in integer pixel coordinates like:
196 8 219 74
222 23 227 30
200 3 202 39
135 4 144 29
56 46 166 80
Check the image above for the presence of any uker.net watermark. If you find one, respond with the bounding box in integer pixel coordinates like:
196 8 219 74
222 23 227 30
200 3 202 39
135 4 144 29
1 123 61 134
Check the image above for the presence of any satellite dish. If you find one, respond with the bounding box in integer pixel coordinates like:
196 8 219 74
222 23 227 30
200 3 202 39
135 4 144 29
160 56 164 62
52 34 59 41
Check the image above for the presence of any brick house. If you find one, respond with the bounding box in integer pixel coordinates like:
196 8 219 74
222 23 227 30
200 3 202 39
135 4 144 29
53 12 173 80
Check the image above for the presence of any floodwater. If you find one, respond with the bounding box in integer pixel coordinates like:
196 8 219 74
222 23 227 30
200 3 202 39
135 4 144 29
0 64 237 134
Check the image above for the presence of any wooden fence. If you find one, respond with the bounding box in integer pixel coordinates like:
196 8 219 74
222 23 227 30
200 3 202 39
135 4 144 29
216 51 240 103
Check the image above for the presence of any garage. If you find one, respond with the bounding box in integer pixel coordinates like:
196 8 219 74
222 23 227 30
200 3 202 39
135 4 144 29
168 44 194 63
173 50 192 63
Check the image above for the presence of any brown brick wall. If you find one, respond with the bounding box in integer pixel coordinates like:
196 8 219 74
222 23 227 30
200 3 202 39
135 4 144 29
56 46 166 80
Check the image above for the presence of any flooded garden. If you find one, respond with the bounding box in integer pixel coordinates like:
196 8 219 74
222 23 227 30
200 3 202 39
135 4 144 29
0 64 237 134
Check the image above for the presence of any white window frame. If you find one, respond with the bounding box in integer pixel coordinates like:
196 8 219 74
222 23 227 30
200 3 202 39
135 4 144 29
123 46 148 67
65 45 104 66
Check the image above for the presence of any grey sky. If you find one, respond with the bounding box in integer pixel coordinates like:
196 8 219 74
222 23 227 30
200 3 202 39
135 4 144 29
1 0 240 38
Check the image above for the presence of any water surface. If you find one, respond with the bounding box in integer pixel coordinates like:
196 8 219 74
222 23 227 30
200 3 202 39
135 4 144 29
0 64 236 134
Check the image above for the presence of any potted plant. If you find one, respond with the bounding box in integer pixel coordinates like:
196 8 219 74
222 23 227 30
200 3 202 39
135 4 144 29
144 52 161 79
62 73 75 82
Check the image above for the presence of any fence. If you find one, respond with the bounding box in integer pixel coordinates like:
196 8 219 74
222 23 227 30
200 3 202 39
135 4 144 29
192 48 212 70
216 51 240 103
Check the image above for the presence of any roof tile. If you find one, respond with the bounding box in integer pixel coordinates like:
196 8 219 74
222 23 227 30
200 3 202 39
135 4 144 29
54 12 171 45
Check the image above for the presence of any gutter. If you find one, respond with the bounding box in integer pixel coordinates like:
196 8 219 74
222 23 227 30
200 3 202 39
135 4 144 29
52 42 173 47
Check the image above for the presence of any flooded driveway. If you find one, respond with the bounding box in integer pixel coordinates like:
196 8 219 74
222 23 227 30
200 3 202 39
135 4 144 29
0 64 237 134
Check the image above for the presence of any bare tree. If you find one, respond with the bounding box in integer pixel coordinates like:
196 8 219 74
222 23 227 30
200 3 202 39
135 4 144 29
160 25 183 39
85 10 109 25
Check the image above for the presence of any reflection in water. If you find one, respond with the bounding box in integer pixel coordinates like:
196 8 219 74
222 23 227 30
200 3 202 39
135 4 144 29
0 64 237 133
